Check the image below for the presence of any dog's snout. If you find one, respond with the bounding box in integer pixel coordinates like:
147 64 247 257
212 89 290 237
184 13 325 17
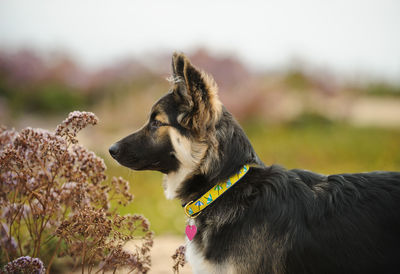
109 143 120 158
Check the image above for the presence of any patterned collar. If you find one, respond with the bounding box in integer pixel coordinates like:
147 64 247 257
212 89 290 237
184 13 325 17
183 164 250 218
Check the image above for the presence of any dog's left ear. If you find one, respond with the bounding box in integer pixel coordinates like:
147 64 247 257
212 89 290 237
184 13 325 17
171 52 222 136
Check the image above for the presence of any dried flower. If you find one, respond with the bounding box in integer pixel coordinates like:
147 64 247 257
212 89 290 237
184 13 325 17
172 245 186 274
0 111 153 273
55 111 98 144
2 256 45 274
0 224 17 255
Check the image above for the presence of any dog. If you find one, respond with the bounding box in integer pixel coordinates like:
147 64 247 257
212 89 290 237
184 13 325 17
109 53 400 274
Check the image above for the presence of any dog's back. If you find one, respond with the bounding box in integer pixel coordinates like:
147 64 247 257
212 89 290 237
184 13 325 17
202 166 400 274
285 169 400 274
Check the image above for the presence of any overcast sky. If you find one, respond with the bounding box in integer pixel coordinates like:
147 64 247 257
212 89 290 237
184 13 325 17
0 0 399 81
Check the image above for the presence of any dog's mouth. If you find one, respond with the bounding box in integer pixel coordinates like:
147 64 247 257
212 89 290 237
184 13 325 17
124 161 170 174
109 147 170 174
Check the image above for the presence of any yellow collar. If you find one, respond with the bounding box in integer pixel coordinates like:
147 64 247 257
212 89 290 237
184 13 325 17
183 165 250 218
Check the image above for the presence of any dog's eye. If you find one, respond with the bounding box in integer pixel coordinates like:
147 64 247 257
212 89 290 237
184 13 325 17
150 120 163 130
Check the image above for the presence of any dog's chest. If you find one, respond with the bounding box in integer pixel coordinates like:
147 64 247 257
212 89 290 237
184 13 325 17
185 219 205 272
185 219 236 274
186 241 236 274
186 239 210 274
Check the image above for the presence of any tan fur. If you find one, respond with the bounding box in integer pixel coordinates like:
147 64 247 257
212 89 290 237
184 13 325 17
153 111 171 140
163 128 208 199
198 70 222 127
154 113 169 124
169 128 206 167
156 125 169 140
163 166 192 200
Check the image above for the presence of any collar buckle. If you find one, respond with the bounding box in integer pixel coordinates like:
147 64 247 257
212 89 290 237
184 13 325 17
184 201 202 219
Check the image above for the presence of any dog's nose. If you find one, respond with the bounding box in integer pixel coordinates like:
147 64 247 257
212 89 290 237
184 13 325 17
109 143 120 158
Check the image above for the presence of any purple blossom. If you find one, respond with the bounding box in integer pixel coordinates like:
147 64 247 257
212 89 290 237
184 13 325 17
2 256 45 274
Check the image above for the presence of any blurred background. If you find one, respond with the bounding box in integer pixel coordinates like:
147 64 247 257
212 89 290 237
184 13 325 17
1 0 400 236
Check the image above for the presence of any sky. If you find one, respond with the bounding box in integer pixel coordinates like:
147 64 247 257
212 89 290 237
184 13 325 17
0 0 399 81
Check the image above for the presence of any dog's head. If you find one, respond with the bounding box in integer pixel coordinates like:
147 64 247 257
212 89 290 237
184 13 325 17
109 53 222 179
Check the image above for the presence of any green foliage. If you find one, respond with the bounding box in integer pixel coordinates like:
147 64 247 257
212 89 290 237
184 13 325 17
4 84 87 115
284 70 312 90
365 82 400 97
245 120 400 173
288 112 334 127
30 84 86 113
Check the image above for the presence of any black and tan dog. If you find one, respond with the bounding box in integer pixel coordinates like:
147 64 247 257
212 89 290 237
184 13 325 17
109 53 400 274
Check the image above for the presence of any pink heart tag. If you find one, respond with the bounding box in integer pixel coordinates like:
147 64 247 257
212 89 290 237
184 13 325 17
185 225 197 241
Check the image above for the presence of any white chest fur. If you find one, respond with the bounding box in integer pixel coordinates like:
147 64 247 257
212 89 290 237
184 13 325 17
186 239 209 274
185 219 236 274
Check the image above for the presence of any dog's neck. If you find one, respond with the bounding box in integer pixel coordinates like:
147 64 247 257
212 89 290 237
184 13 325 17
163 166 193 200
183 164 250 218
173 113 263 203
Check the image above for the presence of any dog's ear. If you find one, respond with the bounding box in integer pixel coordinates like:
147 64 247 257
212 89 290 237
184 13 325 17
171 52 185 81
171 52 222 136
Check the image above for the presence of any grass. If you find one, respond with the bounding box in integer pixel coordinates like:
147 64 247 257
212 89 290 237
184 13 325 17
104 161 187 236
102 120 400 235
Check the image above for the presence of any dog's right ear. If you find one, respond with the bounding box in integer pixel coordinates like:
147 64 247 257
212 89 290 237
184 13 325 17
170 52 222 136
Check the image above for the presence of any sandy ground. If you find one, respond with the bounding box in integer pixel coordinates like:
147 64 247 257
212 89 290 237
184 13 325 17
70 236 192 274
148 236 192 274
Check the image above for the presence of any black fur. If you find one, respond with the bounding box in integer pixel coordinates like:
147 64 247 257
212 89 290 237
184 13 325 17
177 108 400 273
190 168 400 273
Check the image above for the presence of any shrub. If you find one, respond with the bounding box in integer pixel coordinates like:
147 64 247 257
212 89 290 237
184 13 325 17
0 111 153 273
